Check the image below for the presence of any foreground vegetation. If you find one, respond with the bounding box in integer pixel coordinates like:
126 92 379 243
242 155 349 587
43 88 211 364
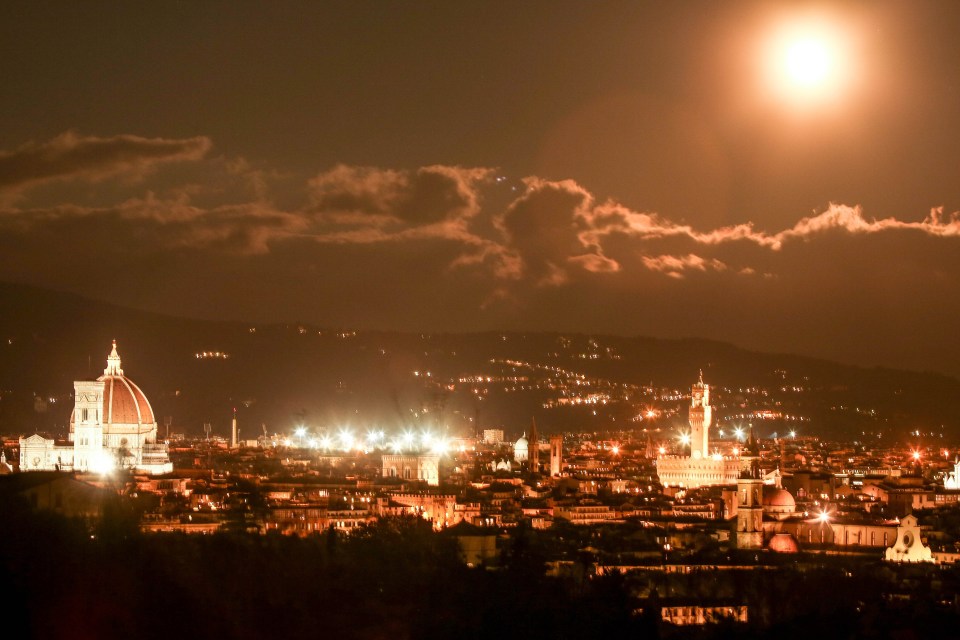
2 493 959 639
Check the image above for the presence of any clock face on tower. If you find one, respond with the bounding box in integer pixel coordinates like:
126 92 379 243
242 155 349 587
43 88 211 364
903 532 913 547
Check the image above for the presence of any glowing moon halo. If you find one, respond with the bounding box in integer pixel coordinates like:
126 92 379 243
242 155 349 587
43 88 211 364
761 16 853 109
783 37 832 89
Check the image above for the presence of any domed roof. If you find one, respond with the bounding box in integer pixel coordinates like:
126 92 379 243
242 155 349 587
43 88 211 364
763 488 796 510
768 532 799 553
515 434 529 448
71 341 156 429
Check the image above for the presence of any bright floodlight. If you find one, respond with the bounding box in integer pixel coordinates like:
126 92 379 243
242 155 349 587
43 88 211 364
90 450 115 474
295 427 306 437
734 427 744 441
679 433 691 446
430 438 449 455
816 510 831 523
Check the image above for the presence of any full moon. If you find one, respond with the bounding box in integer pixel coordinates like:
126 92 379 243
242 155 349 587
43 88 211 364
761 15 854 109
783 37 833 89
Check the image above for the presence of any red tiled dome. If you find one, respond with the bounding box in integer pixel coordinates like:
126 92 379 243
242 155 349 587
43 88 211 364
768 532 799 553
98 374 155 425
763 488 796 509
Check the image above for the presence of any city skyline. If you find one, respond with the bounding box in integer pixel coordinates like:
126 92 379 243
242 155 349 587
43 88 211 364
3 2 960 377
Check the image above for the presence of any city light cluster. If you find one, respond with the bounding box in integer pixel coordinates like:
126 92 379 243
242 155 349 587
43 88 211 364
286 426 455 455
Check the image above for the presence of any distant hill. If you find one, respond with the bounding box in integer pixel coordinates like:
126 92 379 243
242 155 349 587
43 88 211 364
1 281 957 441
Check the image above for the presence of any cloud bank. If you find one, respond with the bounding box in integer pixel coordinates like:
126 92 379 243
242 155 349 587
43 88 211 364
2 132 959 375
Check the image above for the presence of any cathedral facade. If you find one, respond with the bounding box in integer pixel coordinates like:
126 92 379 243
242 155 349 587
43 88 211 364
19 342 173 475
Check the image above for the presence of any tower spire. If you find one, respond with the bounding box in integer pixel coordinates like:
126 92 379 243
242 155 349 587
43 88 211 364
104 340 123 376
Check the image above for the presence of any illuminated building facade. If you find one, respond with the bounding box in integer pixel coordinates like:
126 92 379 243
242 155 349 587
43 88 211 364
656 375 741 489
482 429 504 445
885 514 934 563
19 342 172 475
944 459 960 490
381 453 440 486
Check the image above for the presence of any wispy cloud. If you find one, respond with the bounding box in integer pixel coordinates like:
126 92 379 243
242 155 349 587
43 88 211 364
641 253 728 278
0 132 211 194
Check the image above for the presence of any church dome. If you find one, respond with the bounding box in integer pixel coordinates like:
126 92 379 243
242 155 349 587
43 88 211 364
514 434 529 462
98 341 155 426
70 341 156 431
99 371 155 426
768 532 799 553
762 488 796 511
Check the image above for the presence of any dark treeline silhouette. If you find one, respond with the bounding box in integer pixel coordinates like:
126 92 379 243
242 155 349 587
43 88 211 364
0 494 652 639
2 495 960 639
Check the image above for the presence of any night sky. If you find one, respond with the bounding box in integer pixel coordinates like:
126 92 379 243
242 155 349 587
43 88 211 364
3 2 960 376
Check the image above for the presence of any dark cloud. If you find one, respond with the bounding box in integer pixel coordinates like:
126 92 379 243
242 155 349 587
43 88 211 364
309 164 492 225
3 133 960 375
0 132 212 194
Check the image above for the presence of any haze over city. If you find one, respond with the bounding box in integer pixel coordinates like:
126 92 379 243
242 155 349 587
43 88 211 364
3 2 960 377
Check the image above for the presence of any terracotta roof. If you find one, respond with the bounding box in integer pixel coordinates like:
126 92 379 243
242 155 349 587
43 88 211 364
763 488 796 509
768 532 799 553
99 374 155 425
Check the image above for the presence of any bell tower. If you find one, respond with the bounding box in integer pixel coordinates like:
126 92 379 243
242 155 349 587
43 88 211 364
688 371 711 459
73 379 105 472
549 435 562 476
529 417 540 473
735 467 764 549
